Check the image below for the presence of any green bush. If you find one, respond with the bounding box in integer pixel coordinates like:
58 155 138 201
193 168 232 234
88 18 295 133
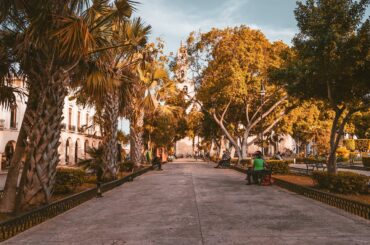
343 139 356 151
312 171 369 194
265 160 290 174
355 139 370 152
54 168 86 194
119 161 135 172
363 157 370 168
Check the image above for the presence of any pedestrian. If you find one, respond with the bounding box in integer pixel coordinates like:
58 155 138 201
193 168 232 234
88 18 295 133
251 151 265 184
152 155 163 171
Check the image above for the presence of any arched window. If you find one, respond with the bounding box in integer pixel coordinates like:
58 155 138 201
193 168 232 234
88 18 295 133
65 139 70 165
4 141 15 169
75 139 80 164
84 140 89 158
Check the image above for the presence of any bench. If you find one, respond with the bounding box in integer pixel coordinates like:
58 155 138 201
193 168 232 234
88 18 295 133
306 162 326 174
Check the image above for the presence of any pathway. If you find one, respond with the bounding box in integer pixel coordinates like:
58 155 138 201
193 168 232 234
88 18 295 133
4 159 370 244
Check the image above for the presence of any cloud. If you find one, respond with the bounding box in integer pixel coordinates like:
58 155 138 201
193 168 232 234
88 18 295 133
135 0 297 53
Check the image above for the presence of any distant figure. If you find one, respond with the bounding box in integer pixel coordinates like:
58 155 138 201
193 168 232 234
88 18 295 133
152 155 163 171
252 151 265 184
214 150 231 168
273 151 283 160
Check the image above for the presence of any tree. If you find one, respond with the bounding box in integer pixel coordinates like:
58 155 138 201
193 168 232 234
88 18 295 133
124 41 178 166
188 27 293 160
74 17 151 179
0 0 136 212
272 0 370 173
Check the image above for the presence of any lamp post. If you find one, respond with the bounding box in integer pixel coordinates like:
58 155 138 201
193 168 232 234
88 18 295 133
260 82 266 156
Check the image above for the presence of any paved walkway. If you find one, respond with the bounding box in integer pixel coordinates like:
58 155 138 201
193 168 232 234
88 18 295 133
4 160 370 245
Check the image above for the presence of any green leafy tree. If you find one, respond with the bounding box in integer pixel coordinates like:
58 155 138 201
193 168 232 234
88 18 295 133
188 27 293 160
272 0 370 173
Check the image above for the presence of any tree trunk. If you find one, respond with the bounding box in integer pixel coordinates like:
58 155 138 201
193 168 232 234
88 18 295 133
16 78 67 211
0 107 32 213
241 129 250 159
212 113 242 159
130 110 144 167
102 92 119 179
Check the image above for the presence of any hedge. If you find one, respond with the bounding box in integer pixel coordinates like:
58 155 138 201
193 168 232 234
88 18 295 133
119 161 135 172
265 160 290 174
363 157 370 168
54 168 86 194
312 171 369 194
343 139 356 151
355 139 370 152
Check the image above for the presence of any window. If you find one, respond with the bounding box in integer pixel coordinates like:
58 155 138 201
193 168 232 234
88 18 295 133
77 111 81 129
183 86 188 93
10 106 17 129
86 113 89 126
68 108 72 129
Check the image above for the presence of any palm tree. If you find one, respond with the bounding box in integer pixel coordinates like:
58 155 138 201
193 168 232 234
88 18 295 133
0 0 136 212
78 146 105 183
73 17 151 179
127 50 180 166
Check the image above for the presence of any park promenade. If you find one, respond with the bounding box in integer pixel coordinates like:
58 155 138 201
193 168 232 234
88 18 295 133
4 159 370 245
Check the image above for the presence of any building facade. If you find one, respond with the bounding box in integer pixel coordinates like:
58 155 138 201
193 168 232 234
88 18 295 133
0 78 102 170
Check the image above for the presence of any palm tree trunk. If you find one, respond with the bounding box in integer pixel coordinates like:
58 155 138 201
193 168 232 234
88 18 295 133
0 105 34 213
16 78 67 211
130 110 144 167
102 92 119 179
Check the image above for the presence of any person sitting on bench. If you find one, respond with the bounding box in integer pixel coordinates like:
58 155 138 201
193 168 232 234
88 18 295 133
214 150 231 168
152 155 163 171
252 151 265 184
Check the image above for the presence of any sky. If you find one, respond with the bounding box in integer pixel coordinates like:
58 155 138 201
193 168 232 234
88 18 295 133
134 0 299 54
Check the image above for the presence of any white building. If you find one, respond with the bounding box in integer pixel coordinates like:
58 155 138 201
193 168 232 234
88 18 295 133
0 78 102 170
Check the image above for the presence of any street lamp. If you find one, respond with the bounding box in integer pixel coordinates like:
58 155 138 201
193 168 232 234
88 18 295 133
260 82 266 156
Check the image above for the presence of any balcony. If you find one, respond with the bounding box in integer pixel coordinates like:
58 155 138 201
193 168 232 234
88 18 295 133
0 119 5 130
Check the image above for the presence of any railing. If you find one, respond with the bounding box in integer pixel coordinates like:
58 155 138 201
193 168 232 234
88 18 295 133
273 178 370 220
0 166 153 241
229 165 370 220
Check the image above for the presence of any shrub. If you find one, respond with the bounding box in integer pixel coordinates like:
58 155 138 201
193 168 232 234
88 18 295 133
363 157 370 168
336 147 350 158
84 175 97 184
355 139 370 152
119 161 135 172
265 160 290 174
312 171 369 194
343 139 356 151
336 156 349 163
54 168 86 194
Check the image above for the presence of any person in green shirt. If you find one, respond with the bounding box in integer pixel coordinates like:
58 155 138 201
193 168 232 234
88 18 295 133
252 151 265 184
